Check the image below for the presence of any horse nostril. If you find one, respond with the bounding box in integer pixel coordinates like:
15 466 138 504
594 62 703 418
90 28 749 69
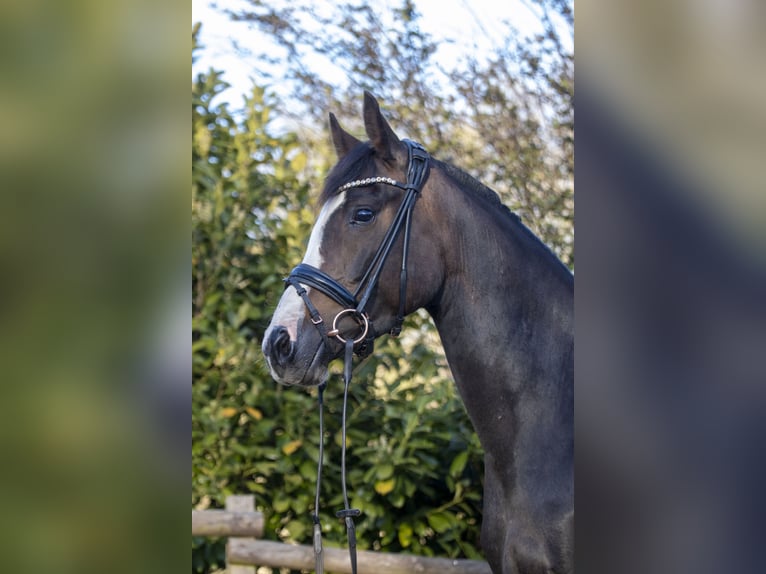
268 326 294 366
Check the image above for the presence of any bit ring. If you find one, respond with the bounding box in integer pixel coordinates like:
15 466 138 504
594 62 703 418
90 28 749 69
327 309 369 344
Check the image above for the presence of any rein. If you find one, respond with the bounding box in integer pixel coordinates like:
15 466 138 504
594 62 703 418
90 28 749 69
284 139 430 574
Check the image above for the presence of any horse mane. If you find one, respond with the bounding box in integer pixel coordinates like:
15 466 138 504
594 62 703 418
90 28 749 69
319 142 375 207
437 159 572 276
436 159 521 223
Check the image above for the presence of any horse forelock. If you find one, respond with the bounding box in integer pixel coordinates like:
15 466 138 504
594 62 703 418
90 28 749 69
319 144 486 215
319 142 375 208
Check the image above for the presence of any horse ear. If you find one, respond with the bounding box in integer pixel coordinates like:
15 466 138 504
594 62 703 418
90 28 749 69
362 91 404 164
329 113 361 159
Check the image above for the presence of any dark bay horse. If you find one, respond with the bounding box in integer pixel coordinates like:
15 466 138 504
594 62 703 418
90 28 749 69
262 92 573 574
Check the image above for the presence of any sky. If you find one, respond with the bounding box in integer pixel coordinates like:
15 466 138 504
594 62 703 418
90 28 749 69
192 0 561 107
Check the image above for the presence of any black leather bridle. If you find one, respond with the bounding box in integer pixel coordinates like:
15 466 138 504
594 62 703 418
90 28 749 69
285 139 431 358
282 139 430 574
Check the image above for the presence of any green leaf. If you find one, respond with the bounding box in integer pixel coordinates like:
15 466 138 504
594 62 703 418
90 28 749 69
376 464 394 480
398 523 413 547
449 451 469 477
273 497 290 513
427 511 455 534
284 519 307 541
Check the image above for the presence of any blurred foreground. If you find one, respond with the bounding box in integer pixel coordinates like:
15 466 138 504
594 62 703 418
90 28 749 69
0 1 187 572
577 1 766 572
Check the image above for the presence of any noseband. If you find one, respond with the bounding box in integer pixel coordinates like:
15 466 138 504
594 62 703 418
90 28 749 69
285 139 431 357
282 139 430 574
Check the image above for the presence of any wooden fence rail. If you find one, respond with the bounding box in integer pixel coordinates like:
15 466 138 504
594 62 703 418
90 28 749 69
227 538 492 574
193 495 491 574
192 509 264 537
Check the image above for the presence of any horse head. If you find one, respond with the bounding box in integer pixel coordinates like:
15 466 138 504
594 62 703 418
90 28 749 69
262 92 444 386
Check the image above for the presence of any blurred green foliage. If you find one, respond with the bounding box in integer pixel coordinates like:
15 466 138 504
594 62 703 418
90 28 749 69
1 2 188 573
192 25 484 572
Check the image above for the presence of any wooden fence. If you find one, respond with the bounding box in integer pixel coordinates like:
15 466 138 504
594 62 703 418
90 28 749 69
193 495 492 574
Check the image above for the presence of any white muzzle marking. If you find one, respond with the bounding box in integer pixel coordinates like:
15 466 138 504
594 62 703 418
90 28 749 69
263 194 345 360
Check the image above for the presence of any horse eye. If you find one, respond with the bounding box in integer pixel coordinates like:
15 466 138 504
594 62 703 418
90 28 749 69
352 208 375 224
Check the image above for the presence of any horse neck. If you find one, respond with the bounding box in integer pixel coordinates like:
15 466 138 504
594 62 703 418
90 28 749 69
425 171 574 455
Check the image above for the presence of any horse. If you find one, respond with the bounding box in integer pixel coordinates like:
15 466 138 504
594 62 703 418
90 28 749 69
262 92 573 574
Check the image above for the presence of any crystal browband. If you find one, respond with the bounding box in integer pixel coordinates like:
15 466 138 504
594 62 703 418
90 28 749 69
337 176 401 193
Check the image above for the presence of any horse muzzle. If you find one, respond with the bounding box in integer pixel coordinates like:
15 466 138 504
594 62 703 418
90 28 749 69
262 323 330 387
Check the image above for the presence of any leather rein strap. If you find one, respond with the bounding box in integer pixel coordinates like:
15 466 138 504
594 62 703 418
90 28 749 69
284 140 430 574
